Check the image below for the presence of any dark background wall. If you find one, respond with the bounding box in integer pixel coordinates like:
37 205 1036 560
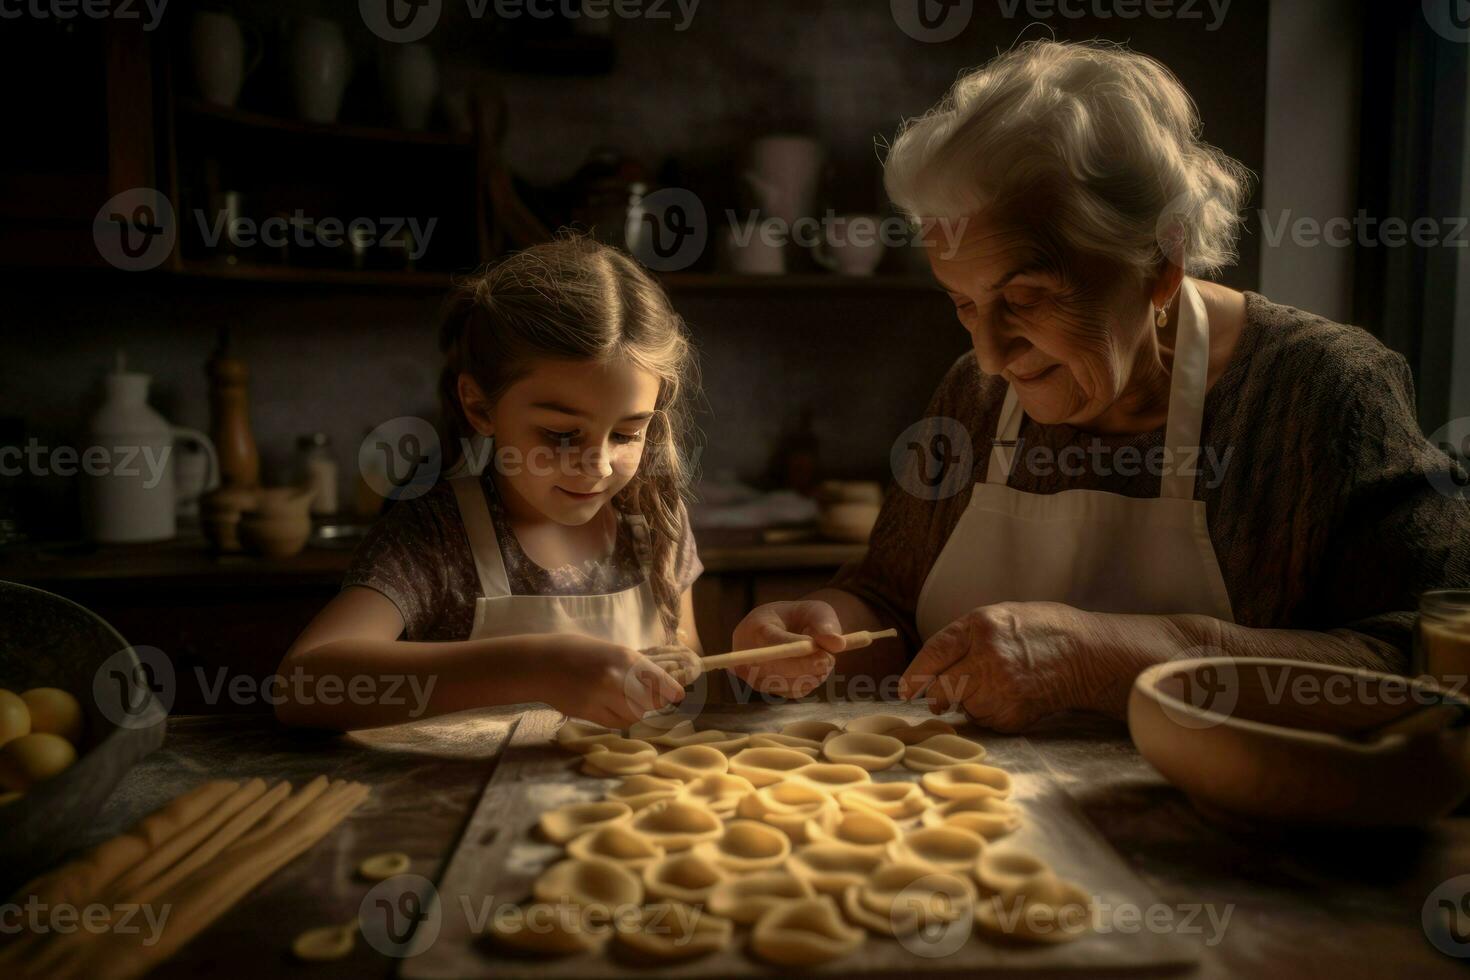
1 0 1272 531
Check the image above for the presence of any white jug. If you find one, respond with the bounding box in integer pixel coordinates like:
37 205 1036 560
85 362 218 543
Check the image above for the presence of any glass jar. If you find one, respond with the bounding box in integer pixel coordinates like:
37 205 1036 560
296 433 338 516
1415 589 1470 693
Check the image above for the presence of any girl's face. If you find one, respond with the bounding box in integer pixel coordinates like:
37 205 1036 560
464 357 660 526
925 217 1155 427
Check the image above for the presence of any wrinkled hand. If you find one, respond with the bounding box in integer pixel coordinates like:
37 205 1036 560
541 634 685 729
729 601 845 699
899 601 1108 731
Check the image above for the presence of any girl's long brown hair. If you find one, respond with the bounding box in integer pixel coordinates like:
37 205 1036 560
437 236 700 643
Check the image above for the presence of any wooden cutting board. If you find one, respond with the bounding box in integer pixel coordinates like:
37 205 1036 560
402 701 1197 977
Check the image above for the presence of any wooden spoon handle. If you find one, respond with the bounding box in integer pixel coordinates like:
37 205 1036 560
700 628 898 671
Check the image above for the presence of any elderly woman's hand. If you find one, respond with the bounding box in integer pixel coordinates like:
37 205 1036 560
729 600 846 699
898 601 1151 731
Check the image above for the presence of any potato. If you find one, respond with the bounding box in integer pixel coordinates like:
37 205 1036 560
0 690 29 747
21 687 83 745
0 733 77 791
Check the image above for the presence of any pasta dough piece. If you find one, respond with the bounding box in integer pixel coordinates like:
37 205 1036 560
534 858 643 909
616 903 732 961
692 820 791 873
836 782 930 819
706 871 814 924
581 737 658 776
487 903 607 955
539 801 633 844
651 744 729 782
974 870 1093 944
787 842 883 895
641 645 703 687
555 720 619 752
781 720 841 742
821 732 904 771
357 852 410 881
567 826 665 871
292 923 355 961
842 714 910 735
793 763 871 795
884 719 958 745
750 896 864 966
920 797 1022 839
736 782 839 842
728 747 813 787
975 848 1050 894
641 852 728 904
902 734 987 771
629 800 724 851
921 763 1012 800
886 826 986 873
845 861 975 937
746 733 822 757
604 774 682 811
632 719 749 753
675 773 755 816
0 689 29 747
807 809 900 852
0 733 76 790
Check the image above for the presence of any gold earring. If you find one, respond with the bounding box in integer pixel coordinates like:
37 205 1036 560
1156 305 1168 328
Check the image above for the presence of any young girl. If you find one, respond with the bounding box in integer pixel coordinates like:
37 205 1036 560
276 237 704 730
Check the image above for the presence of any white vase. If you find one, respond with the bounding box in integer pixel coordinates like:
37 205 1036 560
287 17 351 124
85 366 218 544
190 11 247 107
383 44 438 130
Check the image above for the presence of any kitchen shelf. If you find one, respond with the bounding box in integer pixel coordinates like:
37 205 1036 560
660 273 936 291
177 98 475 148
172 260 459 289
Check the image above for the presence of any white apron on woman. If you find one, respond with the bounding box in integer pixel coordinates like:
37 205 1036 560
450 476 666 648
915 277 1235 640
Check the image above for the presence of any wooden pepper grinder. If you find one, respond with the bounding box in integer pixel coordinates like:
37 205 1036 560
207 329 260 490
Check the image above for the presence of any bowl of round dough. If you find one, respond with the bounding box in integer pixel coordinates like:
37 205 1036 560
0 581 166 891
1129 656 1470 827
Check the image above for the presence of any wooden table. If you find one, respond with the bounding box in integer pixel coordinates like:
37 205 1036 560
54 709 1470 978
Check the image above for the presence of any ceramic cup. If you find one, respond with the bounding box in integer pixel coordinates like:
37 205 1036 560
814 214 886 277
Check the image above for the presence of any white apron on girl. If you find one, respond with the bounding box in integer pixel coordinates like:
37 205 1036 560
450 476 666 648
915 277 1235 640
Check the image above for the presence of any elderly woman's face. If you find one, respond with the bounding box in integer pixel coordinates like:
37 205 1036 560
926 218 1155 427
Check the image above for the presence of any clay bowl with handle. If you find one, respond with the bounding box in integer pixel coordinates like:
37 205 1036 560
0 581 167 891
1129 656 1470 827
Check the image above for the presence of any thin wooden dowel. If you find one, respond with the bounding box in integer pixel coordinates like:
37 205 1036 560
700 628 898 671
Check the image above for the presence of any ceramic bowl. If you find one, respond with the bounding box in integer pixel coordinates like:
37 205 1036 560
1129 656 1470 827
239 513 311 558
0 581 166 891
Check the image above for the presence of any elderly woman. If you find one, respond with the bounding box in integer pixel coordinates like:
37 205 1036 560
732 40 1470 730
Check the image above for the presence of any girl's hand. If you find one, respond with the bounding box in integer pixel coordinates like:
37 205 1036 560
537 634 686 729
898 601 1135 731
729 601 846 699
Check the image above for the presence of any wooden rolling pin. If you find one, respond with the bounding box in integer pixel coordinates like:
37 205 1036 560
699 629 898 671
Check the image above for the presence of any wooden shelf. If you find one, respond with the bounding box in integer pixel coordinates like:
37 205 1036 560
177 98 475 148
172 260 458 289
660 273 936 291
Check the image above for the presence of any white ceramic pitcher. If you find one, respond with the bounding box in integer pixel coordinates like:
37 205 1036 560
85 361 219 544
